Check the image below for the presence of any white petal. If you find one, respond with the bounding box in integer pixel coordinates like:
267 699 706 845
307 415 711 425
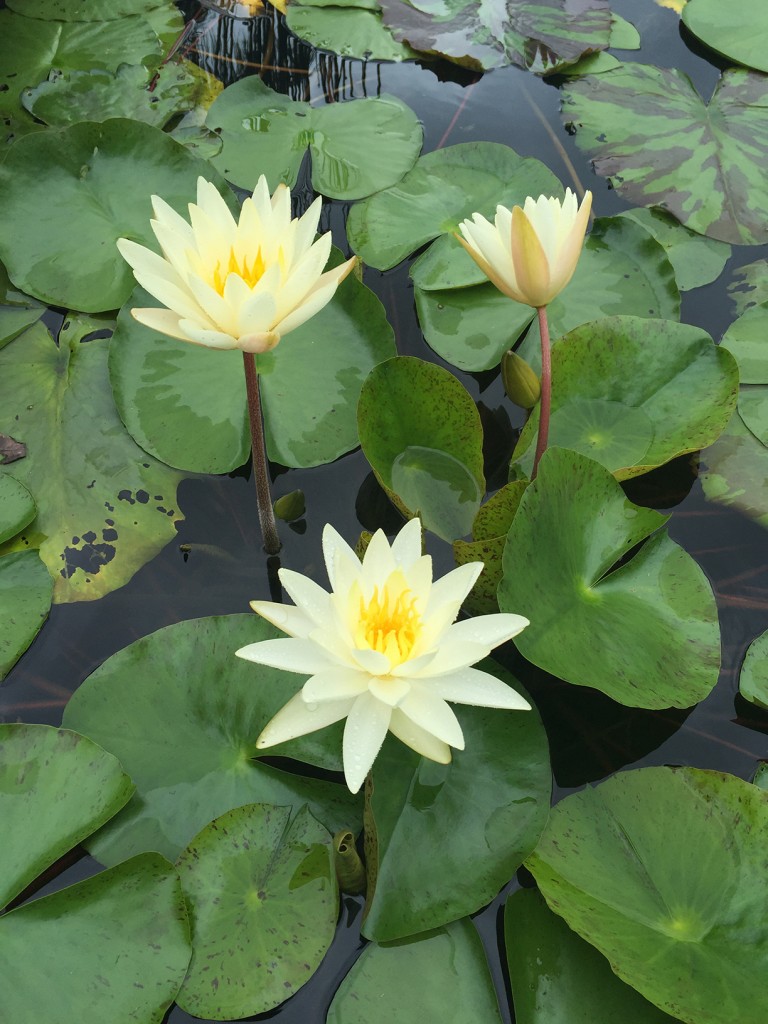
439 613 530 651
368 675 411 707
256 692 353 748
196 178 238 236
389 516 424 569
239 331 280 354
235 637 333 673
270 279 338 338
343 692 392 794
322 524 361 593
349 646 391 675
151 194 196 247
406 639 494 678
177 319 238 350
130 307 190 343
425 562 483 619
278 568 332 625
294 196 323 255
389 708 452 764
302 668 371 703
360 528 396 585
397 689 465 749
237 290 278 337
249 599 315 639
424 666 531 710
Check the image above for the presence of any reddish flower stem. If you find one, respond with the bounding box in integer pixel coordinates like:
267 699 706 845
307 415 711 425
242 352 281 554
532 304 551 480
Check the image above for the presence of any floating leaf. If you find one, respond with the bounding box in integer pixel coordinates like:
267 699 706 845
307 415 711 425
609 13 640 49
700 411 768 528
347 142 559 271
177 804 337 1019
682 0 768 73
357 357 485 541
377 0 612 72
286 2 417 61
505 888 678 1024
110 253 395 473
0 551 52 679
728 259 768 316
0 474 35 545
738 629 768 710
526 767 768 1024
206 76 422 199
362 665 550 941
619 208 730 291
0 320 186 603
0 261 44 348
0 724 134 908
63 615 360 866
0 853 191 1024
0 118 236 313
6 0 176 18
721 304 768 445
328 920 504 1023
562 64 768 244
512 316 738 480
499 448 720 709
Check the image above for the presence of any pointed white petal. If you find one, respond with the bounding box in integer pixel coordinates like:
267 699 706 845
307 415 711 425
235 637 332 673
439 613 530 651
277 568 332 624
256 692 353 749
368 675 411 707
406 639 494 678
249 599 315 638
130 307 190 342
150 194 196 247
360 528 396 585
322 524 361 592
389 708 452 764
349 646 391 675
424 666 531 709
302 668 371 703
397 689 465 748
271 279 338 338
176 319 238 350
343 692 392 794
389 516 423 569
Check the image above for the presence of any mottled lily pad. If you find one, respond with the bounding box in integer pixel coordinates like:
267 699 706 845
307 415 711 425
728 259 768 316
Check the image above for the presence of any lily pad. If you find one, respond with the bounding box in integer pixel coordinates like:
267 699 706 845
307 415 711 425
700 411 768 528
0 118 236 313
512 316 738 480
177 804 337 1019
505 888 678 1024
562 64 768 244
347 142 560 271
417 217 680 373
0 550 52 679
6 0 175 18
728 259 768 316
0 474 35 545
0 853 191 1024
499 448 721 709
0 320 186 603
682 0 768 73
0 262 44 349
286 3 418 61
526 767 768 1024
206 76 423 199
721 304 768 445
0 724 134 908
619 208 730 291
328 919 504 1023
357 356 485 541
362 664 550 941
110 252 395 473
378 0 612 73
738 629 768 710
62 615 360 866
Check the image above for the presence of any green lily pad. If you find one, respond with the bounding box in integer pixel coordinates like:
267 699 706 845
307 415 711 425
0 474 35 545
357 356 485 541
22 63 201 129
499 448 721 708
700 411 768 528
0 118 236 313
513 316 739 480
286 4 418 61
722 302 768 385
206 76 422 199
177 804 337 1019
526 767 768 1024
110 252 395 473
63 615 360 866
609 12 640 49
417 216 679 373
738 629 768 710
378 0 612 72
0 724 134 908
559 51 622 76
505 888 678 1024
347 142 560 271
562 64 768 244
0 551 53 680
362 665 550 941
682 0 768 72
328 919 504 1023
0 320 186 603
619 208 730 291
0 853 191 1024
728 259 768 315
6 0 174 18
0 261 44 349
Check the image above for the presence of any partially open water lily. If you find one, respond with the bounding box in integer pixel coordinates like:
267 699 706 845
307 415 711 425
237 518 530 794
117 175 356 354
457 188 592 308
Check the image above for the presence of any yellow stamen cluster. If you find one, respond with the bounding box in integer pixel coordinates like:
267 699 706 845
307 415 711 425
356 577 421 667
213 247 266 294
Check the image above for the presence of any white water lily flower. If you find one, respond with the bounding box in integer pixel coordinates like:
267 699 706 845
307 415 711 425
457 188 592 308
116 175 356 354
236 519 531 794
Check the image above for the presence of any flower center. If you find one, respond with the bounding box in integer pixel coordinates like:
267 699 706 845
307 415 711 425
212 247 266 295
356 578 421 668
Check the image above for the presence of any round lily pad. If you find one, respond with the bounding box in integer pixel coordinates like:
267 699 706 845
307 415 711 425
206 76 423 199
738 629 768 710
286 4 418 61
0 551 53 680
619 208 730 291
499 448 721 709
722 302 768 384
6 0 173 18
176 803 337 1019
63 614 360 866
682 0 768 73
0 119 236 312
700 410 768 528
0 474 35 545
526 767 768 1024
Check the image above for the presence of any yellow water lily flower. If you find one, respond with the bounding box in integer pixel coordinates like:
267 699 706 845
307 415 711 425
457 188 592 308
117 176 356 354
237 518 530 794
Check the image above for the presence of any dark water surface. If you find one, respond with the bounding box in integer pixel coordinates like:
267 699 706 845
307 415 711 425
4 1 768 1020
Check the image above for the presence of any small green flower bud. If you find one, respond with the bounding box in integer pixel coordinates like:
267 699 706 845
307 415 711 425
273 489 305 522
501 350 541 409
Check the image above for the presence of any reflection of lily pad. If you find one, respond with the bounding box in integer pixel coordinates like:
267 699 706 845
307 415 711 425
700 411 768 528
721 303 768 446
546 399 654 468
391 446 483 542
499 448 721 708
739 629 768 710
562 64 768 243
527 767 768 1024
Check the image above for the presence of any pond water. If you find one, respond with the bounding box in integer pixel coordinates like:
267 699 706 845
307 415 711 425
3 0 768 1021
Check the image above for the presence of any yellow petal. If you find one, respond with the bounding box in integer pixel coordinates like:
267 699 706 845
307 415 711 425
510 205 552 307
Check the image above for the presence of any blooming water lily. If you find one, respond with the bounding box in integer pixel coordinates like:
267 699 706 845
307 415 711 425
237 518 530 794
117 175 356 354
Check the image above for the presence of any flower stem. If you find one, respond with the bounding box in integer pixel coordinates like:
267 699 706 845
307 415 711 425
242 352 281 555
532 304 551 480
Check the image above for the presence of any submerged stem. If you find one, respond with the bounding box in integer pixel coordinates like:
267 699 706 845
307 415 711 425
242 352 281 555
532 304 551 480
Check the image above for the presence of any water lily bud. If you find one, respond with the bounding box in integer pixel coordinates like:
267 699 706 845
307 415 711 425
273 489 305 522
501 350 541 409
